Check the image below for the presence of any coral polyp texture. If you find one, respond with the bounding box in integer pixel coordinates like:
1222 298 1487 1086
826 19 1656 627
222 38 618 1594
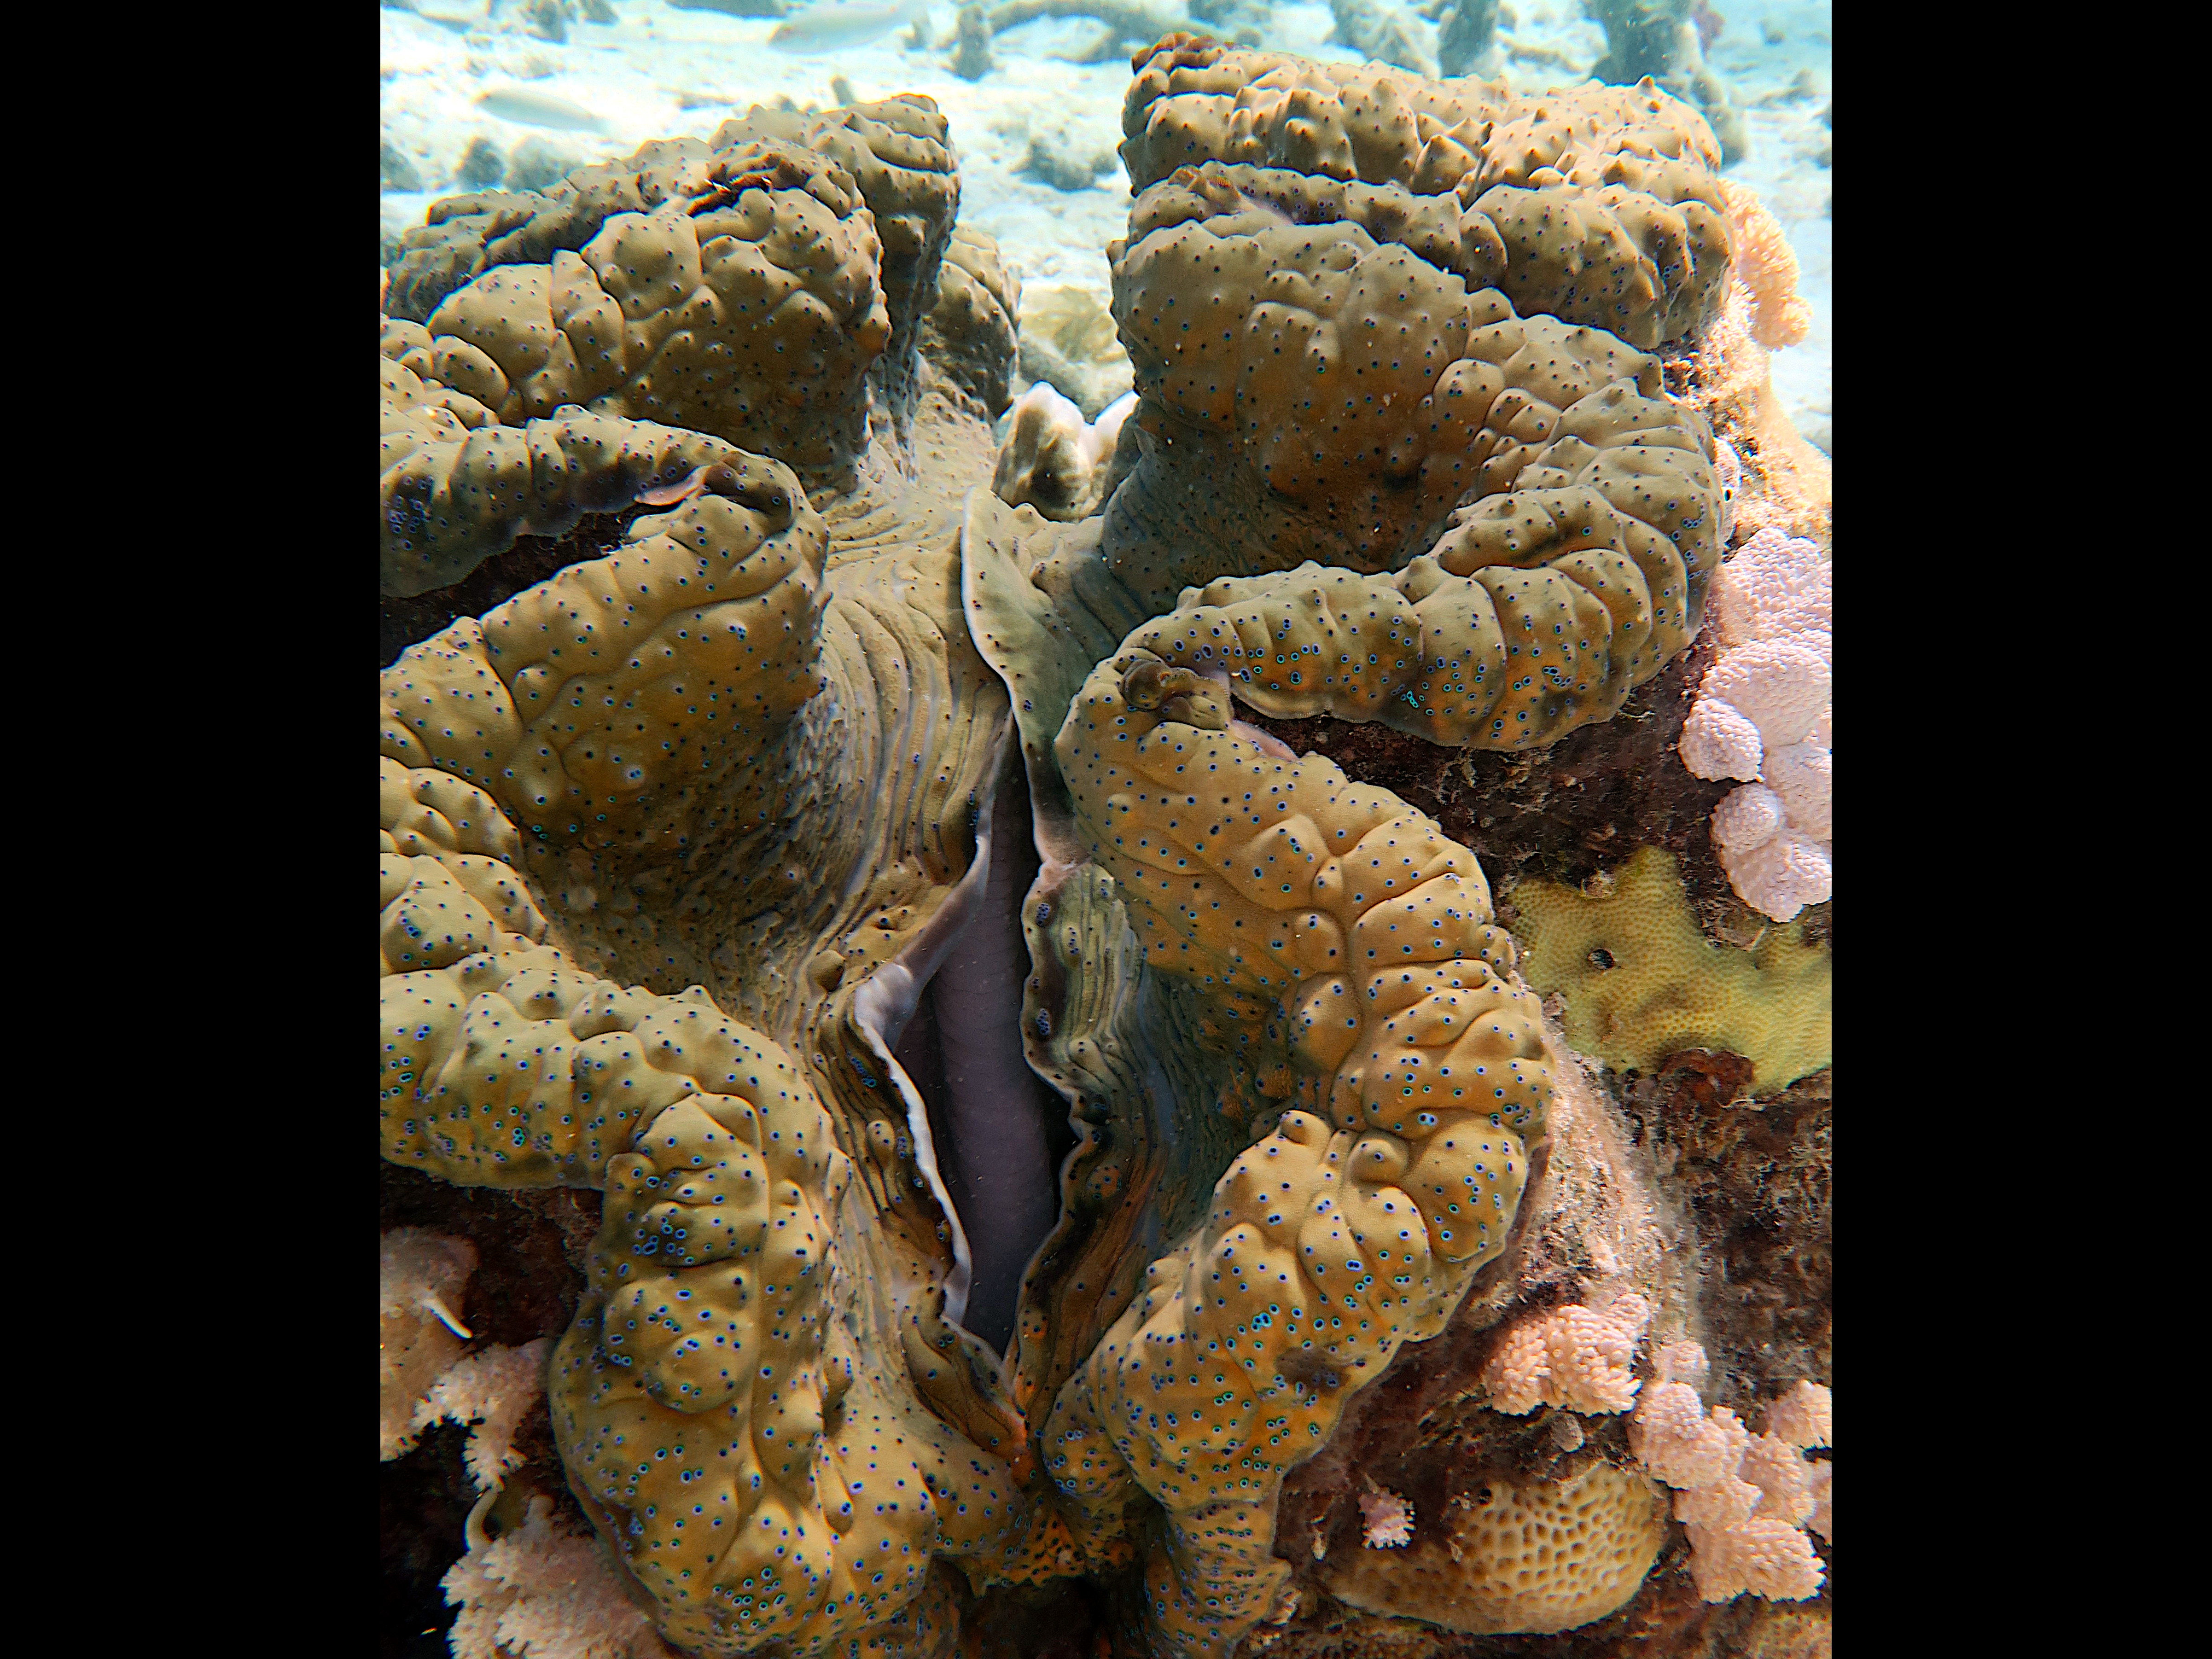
380 34 1832 1659
1325 1460 1668 1635
1509 845 1830 1091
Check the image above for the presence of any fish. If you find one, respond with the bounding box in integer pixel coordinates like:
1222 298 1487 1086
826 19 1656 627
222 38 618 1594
767 0 931 55
472 85 608 133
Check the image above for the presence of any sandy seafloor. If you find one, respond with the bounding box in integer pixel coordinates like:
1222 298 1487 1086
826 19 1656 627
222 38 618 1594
380 0 1833 454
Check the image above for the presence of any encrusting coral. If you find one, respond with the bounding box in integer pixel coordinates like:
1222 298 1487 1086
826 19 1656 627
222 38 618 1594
1324 1459 1669 1636
379 34 1831 1659
1508 845 1830 1091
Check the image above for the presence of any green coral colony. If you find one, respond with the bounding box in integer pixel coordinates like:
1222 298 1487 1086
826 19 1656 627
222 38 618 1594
380 34 1825 1659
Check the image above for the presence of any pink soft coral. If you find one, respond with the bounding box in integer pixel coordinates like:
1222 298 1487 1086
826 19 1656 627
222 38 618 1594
1480 1290 1653 1415
1357 1487 1415 1549
1628 1344 1829 1604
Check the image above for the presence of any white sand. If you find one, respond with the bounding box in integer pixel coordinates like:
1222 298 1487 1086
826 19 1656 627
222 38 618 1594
380 0 1832 450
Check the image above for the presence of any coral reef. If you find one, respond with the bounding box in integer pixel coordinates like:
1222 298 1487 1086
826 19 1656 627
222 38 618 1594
1326 1461 1668 1634
1245 1041 1829 1657
380 36 1833 1659
1257 1035 1691 1648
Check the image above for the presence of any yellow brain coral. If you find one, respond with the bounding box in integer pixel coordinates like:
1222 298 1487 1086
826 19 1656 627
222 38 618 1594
419 142 891 482
970 147 1726 769
1099 159 1724 616
1118 36 1733 349
1323 1461 1668 1634
550 1027 1069 1655
1509 845 1830 1090
379 337 742 597
1039 645 1550 1649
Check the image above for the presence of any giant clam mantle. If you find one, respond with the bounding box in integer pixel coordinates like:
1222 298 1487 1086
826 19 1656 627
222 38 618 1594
381 38 1830 1659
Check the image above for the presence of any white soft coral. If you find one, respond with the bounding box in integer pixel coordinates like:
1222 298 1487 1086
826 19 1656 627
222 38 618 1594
1680 528 1834 921
381 1229 555 1495
381 1228 477 1459
419 1338 557 1491
445 1496 676 1659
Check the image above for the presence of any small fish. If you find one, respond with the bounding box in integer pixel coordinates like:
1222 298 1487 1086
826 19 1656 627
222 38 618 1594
472 85 607 133
768 0 930 55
